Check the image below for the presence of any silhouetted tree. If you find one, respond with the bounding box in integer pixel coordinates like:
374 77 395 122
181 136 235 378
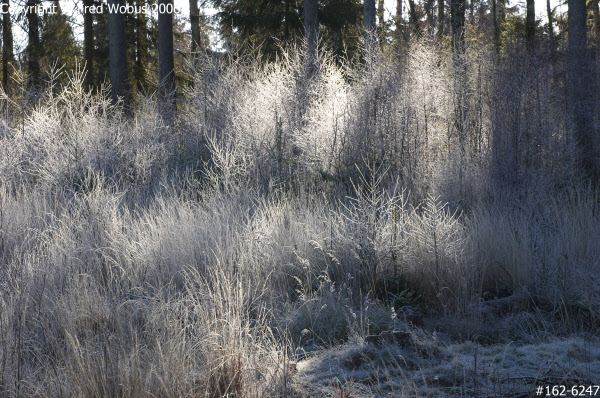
320 0 363 57
216 0 361 59
407 0 419 34
2 0 14 93
451 0 465 54
107 0 131 108
395 0 403 43
215 0 301 57
491 0 499 52
364 0 376 49
377 0 385 45
594 0 600 84
546 0 555 49
158 0 176 122
437 0 444 38
304 0 318 61
26 0 41 87
190 0 202 53
134 0 149 93
40 0 80 83
568 0 596 178
425 0 435 30
525 0 535 48
83 0 95 90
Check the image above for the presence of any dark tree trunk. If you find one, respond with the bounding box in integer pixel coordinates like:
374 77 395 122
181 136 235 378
304 0 318 61
451 0 465 54
395 0 403 43
491 0 499 52
158 0 176 122
594 0 600 84
135 0 147 92
568 0 596 178
284 0 290 39
377 0 385 45
189 0 201 53
477 0 484 30
83 0 95 90
364 0 377 48
451 0 467 157
425 0 434 31
107 0 131 109
2 0 14 93
26 0 41 88
437 0 444 38
407 0 419 34
594 0 600 134
526 0 535 49
468 0 474 24
547 0 555 49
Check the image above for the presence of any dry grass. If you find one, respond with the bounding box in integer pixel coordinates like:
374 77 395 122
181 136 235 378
0 39 597 397
293 336 600 397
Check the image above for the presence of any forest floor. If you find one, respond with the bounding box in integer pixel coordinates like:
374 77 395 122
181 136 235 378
291 316 600 397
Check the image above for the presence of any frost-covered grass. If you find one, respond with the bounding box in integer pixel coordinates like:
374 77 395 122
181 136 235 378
0 42 598 396
294 336 600 397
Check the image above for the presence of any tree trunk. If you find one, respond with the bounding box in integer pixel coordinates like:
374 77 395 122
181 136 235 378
594 0 600 83
364 0 377 48
568 0 596 179
451 0 465 54
491 0 499 53
437 0 444 39
395 0 403 43
407 0 419 34
189 0 201 54
451 0 466 162
135 0 147 92
107 0 131 109
304 0 318 62
526 0 535 49
284 0 290 40
158 0 176 122
377 0 385 46
594 0 600 132
2 0 14 94
83 0 94 90
469 0 474 24
547 0 555 49
26 0 41 88
425 0 434 31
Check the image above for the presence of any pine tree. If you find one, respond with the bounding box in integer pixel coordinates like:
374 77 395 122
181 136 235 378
40 0 80 84
216 0 362 59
